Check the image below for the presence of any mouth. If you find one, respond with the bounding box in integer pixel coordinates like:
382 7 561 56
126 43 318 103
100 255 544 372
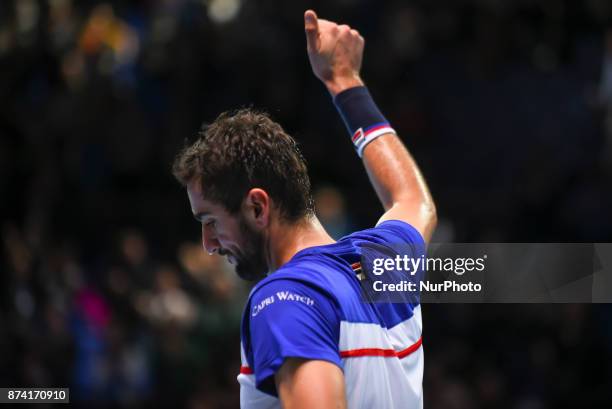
218 248 232 262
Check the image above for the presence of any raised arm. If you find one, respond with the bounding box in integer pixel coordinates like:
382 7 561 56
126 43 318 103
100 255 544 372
304 10 437 242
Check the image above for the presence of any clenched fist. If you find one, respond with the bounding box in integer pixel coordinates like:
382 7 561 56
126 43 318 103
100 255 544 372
304 10 365 96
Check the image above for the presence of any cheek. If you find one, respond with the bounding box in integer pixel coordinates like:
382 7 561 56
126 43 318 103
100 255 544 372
229 228 251 257
230 237 248 256
216 226 241 252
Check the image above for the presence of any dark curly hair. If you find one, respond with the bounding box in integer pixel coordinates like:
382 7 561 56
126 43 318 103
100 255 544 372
172 109 315 222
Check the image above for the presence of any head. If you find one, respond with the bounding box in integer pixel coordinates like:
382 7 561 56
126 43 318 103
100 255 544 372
172 109 315 281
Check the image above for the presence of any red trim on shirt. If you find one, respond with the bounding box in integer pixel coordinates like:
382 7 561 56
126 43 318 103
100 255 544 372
240 366 253 374
239 337 422 375
340 336 422 359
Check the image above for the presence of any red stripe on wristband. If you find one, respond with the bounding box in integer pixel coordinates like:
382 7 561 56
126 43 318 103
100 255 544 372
354 125 396 157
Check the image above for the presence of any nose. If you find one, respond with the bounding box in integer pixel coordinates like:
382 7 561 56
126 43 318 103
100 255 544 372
202 224 220 255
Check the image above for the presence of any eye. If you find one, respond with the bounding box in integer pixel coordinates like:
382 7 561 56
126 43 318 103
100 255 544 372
205 220 216 228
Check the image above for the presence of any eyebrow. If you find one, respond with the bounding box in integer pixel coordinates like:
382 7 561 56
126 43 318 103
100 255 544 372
193 211 210 222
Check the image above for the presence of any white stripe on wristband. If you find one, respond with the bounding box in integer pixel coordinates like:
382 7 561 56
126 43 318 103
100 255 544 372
352 123 396 157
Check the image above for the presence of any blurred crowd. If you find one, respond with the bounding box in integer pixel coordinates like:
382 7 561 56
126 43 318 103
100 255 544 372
1 0 611 408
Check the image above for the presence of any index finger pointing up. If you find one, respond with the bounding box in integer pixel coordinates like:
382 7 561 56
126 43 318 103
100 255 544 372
304 10 319 51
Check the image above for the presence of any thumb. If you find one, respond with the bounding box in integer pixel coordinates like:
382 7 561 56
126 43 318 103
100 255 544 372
304 10 319 51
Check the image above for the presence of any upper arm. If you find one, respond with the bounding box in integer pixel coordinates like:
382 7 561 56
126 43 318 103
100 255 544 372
377 201 437 243
276 358 347 409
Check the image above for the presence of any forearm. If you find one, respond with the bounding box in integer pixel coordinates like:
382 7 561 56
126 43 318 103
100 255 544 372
329 81 436 239
328 81 424 206
362 132 434 212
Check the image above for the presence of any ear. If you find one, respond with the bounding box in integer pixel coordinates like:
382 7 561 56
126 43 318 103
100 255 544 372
242 188 270 229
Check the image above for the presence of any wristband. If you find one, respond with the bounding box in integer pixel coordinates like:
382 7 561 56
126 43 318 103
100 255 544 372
333 86 396 157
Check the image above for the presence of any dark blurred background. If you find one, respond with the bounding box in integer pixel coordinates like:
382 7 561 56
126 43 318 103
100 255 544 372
1 0 612 408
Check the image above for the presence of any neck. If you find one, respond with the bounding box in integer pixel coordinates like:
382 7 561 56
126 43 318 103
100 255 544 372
266 214 335 272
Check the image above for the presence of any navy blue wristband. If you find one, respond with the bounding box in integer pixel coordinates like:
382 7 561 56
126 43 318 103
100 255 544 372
333 86 395 157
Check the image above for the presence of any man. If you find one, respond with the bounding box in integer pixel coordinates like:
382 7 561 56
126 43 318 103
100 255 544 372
172 9 436 409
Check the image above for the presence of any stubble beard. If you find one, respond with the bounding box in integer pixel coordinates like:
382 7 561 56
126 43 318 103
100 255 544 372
232 216 269 282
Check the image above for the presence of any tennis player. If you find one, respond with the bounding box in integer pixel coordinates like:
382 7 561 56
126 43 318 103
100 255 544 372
172 9 436 409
